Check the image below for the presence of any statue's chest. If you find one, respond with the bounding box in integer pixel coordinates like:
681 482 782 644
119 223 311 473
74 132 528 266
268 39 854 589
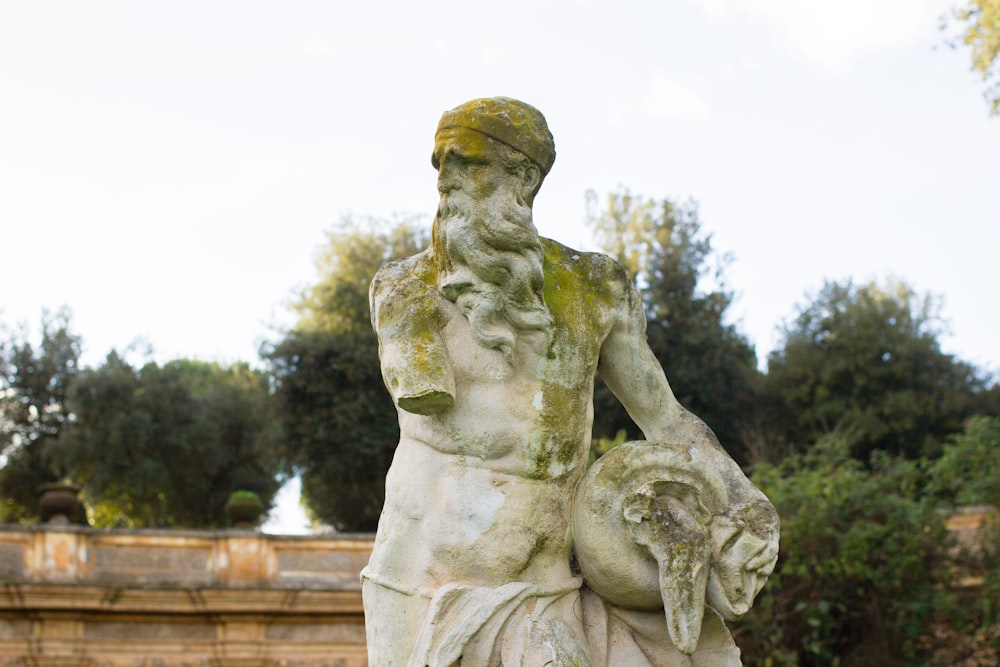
440 306 599 392
431 305 599 476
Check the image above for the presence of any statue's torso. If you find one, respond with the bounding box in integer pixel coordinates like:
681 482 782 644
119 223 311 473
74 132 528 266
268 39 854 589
368 240 625 592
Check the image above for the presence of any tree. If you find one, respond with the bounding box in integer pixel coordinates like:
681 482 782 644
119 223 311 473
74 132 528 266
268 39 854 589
586 188 760 464
733 438 996 666
0 308 81 522
763 278 993 461
949 0 1000 116
264 216 428 531
57 354 283 528
929 414 1000 509
926 416 1000 664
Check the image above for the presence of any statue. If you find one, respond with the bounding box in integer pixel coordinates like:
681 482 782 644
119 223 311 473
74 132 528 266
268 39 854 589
362 97 779 666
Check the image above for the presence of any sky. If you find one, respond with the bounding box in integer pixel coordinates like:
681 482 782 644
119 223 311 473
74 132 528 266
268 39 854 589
2 0 997 375
2 1 996 533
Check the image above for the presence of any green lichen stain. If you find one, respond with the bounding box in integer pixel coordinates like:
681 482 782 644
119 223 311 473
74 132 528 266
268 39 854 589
524 381 588 480
372 250 456 414
539 238 616 361
594 445 633 487
519 240 621 480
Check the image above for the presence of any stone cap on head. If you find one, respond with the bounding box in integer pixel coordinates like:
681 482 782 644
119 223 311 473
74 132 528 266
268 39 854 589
436 97 556 175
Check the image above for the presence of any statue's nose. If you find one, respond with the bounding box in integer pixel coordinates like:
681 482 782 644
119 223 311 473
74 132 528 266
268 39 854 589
437 167 461 194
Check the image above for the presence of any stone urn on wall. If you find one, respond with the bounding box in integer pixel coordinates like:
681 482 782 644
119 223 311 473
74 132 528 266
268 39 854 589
38 482 87 525
224 490 264 529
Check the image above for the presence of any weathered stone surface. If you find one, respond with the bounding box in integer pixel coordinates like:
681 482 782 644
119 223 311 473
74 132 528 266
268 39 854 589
0 620 32 639
0 543 24 577
275 545 370 581
574 440 778 657
93 544 212 584
265 621 366 643
363 97 780 665
83 621 217 640
0 525 371 666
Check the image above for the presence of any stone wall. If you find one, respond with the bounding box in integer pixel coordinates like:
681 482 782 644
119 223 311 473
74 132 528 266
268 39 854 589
943 505 997 588
2 508 992 666
0 525 373 667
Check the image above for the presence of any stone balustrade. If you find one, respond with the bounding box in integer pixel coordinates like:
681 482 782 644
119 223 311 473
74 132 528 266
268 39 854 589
0 525 374 667
1 507 992 666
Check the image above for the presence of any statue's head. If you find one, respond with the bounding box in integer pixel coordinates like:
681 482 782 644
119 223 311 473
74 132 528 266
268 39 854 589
429 97 555 361
432 97 555 206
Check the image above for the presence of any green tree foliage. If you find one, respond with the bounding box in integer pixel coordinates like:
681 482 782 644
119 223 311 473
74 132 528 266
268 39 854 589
292 218 427 335
0 309 81 522
928 415 1000 509
926 416 1000 663
586 188 760 464
57 354 283 528
949 0 1000 115
264 216 428 532
735 435 998 666
762 279 992 461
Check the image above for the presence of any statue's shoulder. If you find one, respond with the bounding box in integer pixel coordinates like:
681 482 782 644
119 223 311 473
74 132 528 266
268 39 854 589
541 238 639 327
369 248 442 333
370 248 435 305
541 237 632 294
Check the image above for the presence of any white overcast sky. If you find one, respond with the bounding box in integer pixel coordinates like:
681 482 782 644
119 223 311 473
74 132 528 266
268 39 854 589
2 0 998 377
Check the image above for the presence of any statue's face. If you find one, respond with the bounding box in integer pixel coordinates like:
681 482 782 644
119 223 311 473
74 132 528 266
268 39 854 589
706 518 779 619
432 127 522 203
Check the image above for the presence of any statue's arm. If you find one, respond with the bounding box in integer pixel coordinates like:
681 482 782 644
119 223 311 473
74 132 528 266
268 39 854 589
595 266 780 616
369 252 455 415
595 266 761 497
595 269 709 449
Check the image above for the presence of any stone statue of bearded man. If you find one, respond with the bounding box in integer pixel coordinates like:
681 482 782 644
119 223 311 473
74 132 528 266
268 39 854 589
362 97 779 667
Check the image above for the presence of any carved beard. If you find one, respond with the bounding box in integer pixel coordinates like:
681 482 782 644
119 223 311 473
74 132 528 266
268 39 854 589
433 186 552 362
